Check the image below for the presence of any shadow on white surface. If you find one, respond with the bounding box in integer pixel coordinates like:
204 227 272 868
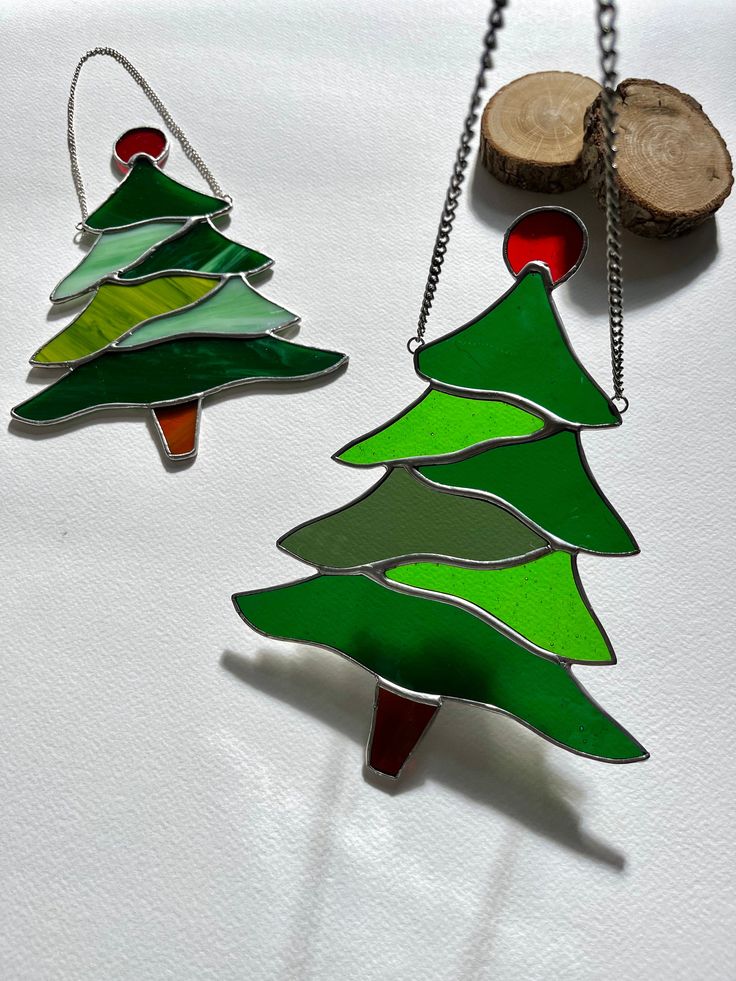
7 400 198 471
469 159 719 314
221 646 627 870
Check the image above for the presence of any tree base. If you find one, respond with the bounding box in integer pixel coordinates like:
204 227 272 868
366 684 440 779
152 400 201 460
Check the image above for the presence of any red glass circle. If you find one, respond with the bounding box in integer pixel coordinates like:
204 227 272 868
505 209 585 284
114 127 168 170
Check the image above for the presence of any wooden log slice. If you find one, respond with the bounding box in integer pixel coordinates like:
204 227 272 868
480 71 601 192
583 78 733 238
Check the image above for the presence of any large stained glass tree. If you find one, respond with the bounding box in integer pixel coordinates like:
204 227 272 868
12 128 346 461
233 207 647 779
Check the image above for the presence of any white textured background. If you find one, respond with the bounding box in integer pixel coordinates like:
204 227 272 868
2 1 735 979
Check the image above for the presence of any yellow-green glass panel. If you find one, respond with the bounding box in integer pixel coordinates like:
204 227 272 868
387 553 611 662
117 276 296 348
337 388 543 466
32 275 217 365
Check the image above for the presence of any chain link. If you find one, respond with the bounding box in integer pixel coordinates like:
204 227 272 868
67 47 228 225
408 1 508 353
596 2 627 410
409 0 627 411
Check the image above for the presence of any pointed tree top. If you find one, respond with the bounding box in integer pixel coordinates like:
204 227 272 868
415 268 618 427
85 156 230 232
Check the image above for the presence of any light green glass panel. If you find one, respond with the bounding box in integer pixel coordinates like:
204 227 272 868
116 276 297 348
234 573 647 762
386 553 611 662
51 222 183 301
32 276 217 365
337 388 543 466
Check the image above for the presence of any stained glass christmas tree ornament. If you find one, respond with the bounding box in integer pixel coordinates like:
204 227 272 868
11 49 347 462
234 205 648 778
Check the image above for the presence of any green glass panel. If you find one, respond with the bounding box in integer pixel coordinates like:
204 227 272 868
51 222 183 301
418 430 637 555
387 553 611 662
280 467 546 569
32 276 217 365
116 276 297 349
13 336 346 423
417 271 619 428
119 219 272 280
234 573 646 761
85 156 230 231
337 388 543 467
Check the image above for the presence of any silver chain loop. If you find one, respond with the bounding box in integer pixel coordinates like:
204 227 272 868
67 47 228 225
408 0 508 352
410 0 627 411
596 2 627 410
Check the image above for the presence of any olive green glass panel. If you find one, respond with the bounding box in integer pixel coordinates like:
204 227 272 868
419 430 637 555
117 276 297 349
85 156 230 231
32 276 217 365
280 467 546 569
51 222 183 301
120 219 272 280
337 387 543 467
417 271 619 428
13 336 346 423
387 553 611 662
234 573 646 761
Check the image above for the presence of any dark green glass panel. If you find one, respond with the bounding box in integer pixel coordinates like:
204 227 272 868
12 337 346 423
416 271 619 428
418 430 637 555
337 387 543 466
85 156 230 231
120 219 272 280
234 574 646 761
279 467 546 569
387 554 612 662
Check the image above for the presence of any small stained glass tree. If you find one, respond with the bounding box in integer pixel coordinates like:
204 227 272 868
12 128 346 460
233 207 648 778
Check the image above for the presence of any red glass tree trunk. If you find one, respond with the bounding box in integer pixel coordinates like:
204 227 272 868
152 400 200 459
367 685 439 778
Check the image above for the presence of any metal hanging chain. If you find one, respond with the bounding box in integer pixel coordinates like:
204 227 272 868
67 47 229 225
409 0 627 411
596 1 627 411
408 0 508 352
